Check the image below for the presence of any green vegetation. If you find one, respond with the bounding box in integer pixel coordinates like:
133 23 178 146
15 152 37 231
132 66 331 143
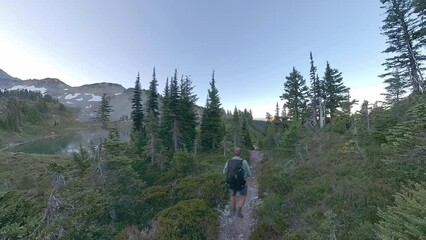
0 89 81 149
0 71 262 239
253 94 426 239
2 2 425 238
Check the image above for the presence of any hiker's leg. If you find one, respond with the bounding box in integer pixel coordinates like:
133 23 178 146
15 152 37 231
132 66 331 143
237 186 248 208
238 195 247 208
236 186 248 218
230 195 236 208
229 189 237 215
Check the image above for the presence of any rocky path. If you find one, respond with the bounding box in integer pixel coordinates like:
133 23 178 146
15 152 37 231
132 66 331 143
218 150 263 240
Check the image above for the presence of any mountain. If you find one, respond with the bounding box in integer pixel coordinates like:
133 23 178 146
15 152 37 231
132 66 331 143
0 68 22 88
0 69 151 121
0 68 13 79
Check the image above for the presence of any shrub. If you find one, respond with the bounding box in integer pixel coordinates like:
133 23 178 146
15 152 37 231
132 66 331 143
156 199 218 240
375 182 426 239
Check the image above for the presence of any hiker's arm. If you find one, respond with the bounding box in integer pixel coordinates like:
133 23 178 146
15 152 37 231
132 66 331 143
222 161 228 175
243 160 251 178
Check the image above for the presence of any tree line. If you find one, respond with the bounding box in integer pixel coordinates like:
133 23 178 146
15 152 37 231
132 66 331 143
97 68 256 163
0 89 64 132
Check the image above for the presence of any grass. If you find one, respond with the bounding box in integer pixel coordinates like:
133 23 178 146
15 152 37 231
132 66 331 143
0 152 71 193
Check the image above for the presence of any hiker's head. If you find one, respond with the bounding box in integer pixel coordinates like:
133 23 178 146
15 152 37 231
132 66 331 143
233 147 241 156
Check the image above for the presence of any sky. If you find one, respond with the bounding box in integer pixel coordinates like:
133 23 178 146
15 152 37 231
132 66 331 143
0 0 388 119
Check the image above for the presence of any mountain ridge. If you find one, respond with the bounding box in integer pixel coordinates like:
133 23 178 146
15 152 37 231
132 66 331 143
0 68 140 121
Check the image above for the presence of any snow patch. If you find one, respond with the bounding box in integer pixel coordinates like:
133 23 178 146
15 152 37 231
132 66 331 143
114 92 122 96
76 98 83 101
86 94 102 102
66 101 73 104
9 85 47 95
85 105 92 109
64 93 81 99
63 88 68 91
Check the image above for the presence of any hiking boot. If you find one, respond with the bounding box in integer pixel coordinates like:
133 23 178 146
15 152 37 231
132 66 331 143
237 207 244 218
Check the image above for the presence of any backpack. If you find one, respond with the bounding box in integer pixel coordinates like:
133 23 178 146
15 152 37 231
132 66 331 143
226 159 246 190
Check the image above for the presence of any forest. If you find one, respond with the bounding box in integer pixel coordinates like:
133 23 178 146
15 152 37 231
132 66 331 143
1 0 425 239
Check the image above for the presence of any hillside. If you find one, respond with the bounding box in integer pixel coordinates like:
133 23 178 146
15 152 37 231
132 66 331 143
0 89 81 149
252 93 426 239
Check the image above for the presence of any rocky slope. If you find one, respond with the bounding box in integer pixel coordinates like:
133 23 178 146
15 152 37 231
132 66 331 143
0 68 149 121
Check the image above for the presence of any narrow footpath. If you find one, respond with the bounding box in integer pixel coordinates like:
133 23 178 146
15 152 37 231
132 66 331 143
219 150 263 240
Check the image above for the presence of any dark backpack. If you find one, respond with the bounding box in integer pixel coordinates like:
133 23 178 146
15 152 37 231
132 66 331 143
226 159 246 190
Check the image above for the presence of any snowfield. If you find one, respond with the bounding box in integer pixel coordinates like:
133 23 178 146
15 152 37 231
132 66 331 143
65 93 81 99
87 93 102 102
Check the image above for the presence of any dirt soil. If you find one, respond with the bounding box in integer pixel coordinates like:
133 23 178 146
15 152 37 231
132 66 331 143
218 150 263 240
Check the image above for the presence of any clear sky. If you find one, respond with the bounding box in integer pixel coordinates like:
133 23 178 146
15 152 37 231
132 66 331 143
0 0 387 119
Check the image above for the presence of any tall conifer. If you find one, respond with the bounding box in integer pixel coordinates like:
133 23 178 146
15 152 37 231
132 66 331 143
200 71 222 150
147 67 159 119
97 93 112 130
280 67 309 123
322 62 349 121
380 0 425 93
131 73 144 131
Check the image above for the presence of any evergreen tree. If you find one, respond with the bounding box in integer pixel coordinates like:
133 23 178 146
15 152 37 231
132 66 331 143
160 78 173 151
413 0 426 45
380 0 425 93
359 100 371 130
265 112 273 124
309 52 321 126
169 70 181 152
131 73 144 131
97 93 112 130
179 75 198 151
147 67 159 119
200 71 223 151
280 67 309 123
145 110 161 165
376 182 426 240
274 102 280 122
382 68 408 105
231 106 241 147
322 62 349 121
241 118 253 150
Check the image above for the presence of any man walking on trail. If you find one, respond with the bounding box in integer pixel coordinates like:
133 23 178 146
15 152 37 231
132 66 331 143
223 147 251 218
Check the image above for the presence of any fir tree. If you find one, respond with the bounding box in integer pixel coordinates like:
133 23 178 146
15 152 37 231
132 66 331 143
380 0 425 93
322 62 349 121
274 102 280 122
413 0 426 46
265 112 273 124
147 67 159 119
200 70 223 150
145 110 161 165
131 73 144 131
241 118 253 150
231 106 241 147
97 93 112 130
309 52 321 126
382 68 408 105
160 78 173 151
169 70 181 151
179 75 198 151
280 67 309 123
376 182 426 240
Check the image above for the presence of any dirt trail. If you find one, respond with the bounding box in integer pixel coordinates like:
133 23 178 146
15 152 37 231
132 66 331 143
219 150 263 240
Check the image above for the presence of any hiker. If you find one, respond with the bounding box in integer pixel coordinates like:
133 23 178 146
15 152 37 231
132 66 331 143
223 147 251 218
